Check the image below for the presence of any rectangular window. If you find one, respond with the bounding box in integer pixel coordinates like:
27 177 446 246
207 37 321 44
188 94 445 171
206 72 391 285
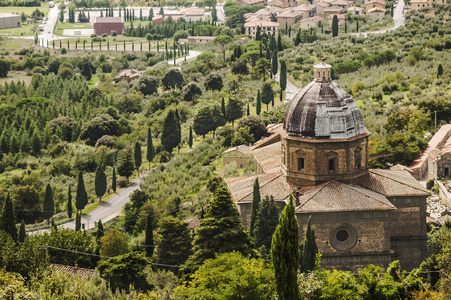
297 158 305 171
328 159 335 172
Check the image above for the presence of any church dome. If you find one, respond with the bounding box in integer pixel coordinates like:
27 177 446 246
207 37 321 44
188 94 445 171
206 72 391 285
283 63 366 139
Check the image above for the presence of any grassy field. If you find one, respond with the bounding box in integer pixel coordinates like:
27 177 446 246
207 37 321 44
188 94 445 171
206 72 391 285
0 37 34 50
0 4 50 36
55 21 93 36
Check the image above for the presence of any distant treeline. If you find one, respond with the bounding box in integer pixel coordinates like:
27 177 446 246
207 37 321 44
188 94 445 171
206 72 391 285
0 0 40 6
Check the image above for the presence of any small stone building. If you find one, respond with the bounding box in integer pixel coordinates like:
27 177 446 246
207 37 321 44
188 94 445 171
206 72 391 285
94 17 123 35
225 63 429 271
223 145 253 169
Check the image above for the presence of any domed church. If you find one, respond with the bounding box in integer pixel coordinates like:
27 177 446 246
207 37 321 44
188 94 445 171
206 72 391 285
225 63 429 271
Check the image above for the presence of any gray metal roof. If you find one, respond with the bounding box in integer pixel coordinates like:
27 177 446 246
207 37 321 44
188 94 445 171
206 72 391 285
283 80 366 139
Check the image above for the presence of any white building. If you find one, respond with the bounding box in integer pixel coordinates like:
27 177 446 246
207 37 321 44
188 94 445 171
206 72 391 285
244 20 279 37
0 13 21 29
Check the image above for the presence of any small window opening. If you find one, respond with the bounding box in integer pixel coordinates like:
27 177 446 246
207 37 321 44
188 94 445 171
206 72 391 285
297 158 305 171
328 159 335 172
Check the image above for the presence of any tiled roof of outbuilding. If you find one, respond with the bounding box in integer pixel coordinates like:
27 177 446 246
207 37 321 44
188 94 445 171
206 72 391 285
253 141 282 174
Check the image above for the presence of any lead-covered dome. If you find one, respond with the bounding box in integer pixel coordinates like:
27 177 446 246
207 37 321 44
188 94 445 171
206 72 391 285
283 63 366 139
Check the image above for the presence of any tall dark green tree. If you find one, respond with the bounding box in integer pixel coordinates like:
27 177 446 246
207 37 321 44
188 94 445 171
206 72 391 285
256 25 261 41
161 109 180 153
271 194 300 300
221 97 226 117
75 172 88 211
438 64 443 77
118 147 135 183
272 51 278 77
261 82 274 111
256 90 262 115
75 211 81 231
226 98 244 126
96 219 104 243
95 167 107 202
134 142 142 176
146 128 155 170
247 103 250 116
280 61 287 92
253 196 279 256
112 166 117 193
249 178 261 237
181 187 253 275
295 31 301 46
188 126 193 149
67 185 73 218
277 34 283 51
145 213 154 257
43 184 54 224
332 15 339 37
154 216 193 266
18 219 26 243
299 216 318 273
0 193 17 241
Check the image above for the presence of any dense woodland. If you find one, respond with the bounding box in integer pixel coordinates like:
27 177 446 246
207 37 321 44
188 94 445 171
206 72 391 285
0 1 450 298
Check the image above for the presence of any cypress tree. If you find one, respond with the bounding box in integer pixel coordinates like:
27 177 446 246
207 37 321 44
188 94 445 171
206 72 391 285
112 167 117 193
95 167 107 202
277 34 283 51
161 109 180 153
134 142 142 176
67 185 73 218
256 25 261 41
75 172 88 211
299 216 319 273
271 194 300 300
344 21 347 34
247 103 250 116
18 219 26 242
145 213 154 257
188 126 193 149
0 193 18 241
438 64 443 77
272 51 278 77
75 211 81 231
221 97 226 117
266 47 271 60
43 184 54 224
280 61 287 91
253 196 279 256
295 31 301 46
249 178 261 237
356 20 359 33
390 4 394 17
146 127 155 170
332 15 339 37
256 90 261 115
96 219 104 243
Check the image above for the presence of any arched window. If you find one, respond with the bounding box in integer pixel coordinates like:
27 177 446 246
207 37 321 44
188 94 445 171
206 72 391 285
354 147 362 170
326 151 338 173
295 149 306 171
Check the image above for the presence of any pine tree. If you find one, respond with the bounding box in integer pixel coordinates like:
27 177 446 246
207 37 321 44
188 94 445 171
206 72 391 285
75 172 88 211
0 193 18 241
134 142 142 176
261 82 274 111
18 219 26 242
146 128 155 170
256 90 261 115
438 64 443 77
253 196 279 256
67 185 73 218
95 167 107 202
249 178 261 237
96 219 104 243
43 184 54 224
271 194 300 300
118 147 135 183
145 213 154 257
332 15 339 37
161 109 180 153
31 130 41 156
188 126 193 149
181 187 253 275
299 216 318 273
272 51 278 77
226 98 244 126
112 167 117 192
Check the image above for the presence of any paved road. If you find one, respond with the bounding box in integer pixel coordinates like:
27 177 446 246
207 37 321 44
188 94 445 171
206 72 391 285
274 72 300 102
60 175 148 231
351 0 405 37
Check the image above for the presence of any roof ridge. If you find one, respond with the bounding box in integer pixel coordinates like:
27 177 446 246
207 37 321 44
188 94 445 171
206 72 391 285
369 169 428 193
296 181 331 209
345 183 395 208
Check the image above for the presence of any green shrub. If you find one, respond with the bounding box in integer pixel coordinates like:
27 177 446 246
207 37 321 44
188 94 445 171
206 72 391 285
426 178 435 190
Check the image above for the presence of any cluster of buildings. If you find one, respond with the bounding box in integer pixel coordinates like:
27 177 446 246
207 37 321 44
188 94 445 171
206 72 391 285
241 0 392 37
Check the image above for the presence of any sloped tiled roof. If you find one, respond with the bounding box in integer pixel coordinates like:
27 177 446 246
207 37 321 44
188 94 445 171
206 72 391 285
225 172 294 203
295 181 396 213
253 141 282 174
224 145 252 154
368 7 386 13
357 169 430 197
184 217 200 229
50 264 96 276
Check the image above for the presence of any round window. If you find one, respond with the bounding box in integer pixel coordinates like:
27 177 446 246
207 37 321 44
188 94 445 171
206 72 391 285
329 224 357 251
336 230 349 242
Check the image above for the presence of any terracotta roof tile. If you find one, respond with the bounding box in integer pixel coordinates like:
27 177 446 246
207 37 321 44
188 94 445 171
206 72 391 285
50 264 96 276
357 169 430 197
295 181 396 213
410 125 451 169
253 141 282 174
